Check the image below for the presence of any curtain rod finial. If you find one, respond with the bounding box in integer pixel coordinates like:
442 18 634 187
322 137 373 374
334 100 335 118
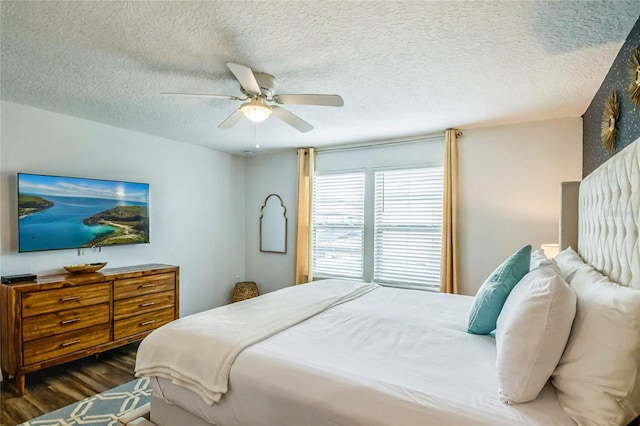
446 128 463 138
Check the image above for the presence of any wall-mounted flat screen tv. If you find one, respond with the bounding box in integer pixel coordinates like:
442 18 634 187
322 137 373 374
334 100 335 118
18 173 150 253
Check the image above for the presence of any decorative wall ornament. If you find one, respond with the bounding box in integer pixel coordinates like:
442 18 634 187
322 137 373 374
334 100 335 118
260 193 287 253
628 45 640 108
601 91 620 154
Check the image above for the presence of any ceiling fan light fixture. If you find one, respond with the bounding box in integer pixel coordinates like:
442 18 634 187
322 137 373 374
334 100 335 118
165 63 341 132
240 98 272 123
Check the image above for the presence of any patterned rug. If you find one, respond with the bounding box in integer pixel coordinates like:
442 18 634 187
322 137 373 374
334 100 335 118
20 377 151 426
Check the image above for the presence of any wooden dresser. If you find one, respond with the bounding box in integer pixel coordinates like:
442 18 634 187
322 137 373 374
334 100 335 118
0 263 179 395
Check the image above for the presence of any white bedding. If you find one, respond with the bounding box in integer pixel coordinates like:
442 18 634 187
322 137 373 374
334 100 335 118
149 286 574 425
136 279 378 405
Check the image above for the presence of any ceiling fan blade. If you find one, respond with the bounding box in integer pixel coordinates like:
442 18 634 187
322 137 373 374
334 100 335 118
273 94 344 107
271 106 314 133
161 92 244 101
218 109 245 129
226 63 261 95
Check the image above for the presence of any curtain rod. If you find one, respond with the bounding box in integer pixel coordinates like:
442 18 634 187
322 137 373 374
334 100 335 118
316 131 452 153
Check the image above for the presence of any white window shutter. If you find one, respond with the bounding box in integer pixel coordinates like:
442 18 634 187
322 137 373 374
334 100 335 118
312 172 365 279
374 167 443 290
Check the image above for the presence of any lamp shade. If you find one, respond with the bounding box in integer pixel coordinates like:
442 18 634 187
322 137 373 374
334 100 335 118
541 243 560 258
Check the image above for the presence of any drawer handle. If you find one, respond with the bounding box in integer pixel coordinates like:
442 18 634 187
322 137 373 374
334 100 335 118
61 339 81 347
138 283 155 289
60 296 80 302
61 318 80 325
140 320 155 326
140 302 155 307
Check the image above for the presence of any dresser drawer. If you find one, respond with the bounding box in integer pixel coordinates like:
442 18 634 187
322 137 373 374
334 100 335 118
114 307 174 340
114 290 175 320
23 324 110 366
23 303 110 342
114 273 175 300
22 282 111 318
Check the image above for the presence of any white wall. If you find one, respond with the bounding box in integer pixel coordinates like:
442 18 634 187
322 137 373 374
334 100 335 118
244 150 298 294
1 101 246 316
458 117 582 296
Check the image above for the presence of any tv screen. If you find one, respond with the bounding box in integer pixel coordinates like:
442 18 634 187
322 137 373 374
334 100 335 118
18 173 149 253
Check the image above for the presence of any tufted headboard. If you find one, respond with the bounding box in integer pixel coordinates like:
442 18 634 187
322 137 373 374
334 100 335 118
578 137 640 289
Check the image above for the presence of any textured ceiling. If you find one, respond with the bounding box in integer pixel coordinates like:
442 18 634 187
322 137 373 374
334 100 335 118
1 1 639 154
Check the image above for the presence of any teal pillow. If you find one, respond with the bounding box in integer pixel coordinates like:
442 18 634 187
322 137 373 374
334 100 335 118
467 245 531 335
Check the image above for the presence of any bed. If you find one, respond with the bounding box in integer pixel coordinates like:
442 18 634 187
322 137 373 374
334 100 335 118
135 137 640 426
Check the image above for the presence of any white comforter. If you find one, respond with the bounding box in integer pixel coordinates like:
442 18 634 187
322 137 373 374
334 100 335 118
150 286 575 425
135 279 378 405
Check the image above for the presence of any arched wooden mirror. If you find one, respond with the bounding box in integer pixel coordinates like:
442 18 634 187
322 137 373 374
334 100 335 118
260 194 287 254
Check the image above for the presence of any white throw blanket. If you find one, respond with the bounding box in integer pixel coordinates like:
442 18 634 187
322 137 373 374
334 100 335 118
135 279 378 405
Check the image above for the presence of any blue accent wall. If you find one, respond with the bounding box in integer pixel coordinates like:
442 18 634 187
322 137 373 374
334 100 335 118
583 16 640 177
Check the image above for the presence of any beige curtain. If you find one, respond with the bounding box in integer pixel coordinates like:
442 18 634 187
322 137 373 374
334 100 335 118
440 129 459 294
294 148 315 284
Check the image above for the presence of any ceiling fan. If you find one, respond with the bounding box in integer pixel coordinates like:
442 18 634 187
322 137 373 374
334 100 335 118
162 63 344 133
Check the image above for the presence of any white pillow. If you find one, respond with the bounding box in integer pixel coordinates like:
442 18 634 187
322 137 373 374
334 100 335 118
554 247 586 283
530 248 550 269
496 266 576 404
551 267 640 425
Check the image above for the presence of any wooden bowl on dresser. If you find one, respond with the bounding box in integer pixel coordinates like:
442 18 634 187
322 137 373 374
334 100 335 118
64 262 108 274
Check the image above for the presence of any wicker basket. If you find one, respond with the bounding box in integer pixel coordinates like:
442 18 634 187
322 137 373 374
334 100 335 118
232 281 259 303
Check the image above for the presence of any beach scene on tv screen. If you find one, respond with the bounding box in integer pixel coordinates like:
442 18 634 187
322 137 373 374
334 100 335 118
18 174 149 252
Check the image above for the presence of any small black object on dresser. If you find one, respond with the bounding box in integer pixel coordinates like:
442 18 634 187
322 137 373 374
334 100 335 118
0 273 37 284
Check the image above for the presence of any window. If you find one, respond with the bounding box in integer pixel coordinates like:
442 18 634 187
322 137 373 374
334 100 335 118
311 165 443 290
312 172 365 279
310 136 445 289
374 167 443 290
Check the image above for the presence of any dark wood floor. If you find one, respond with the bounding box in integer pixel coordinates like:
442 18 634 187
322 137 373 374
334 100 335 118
0 343 138 426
